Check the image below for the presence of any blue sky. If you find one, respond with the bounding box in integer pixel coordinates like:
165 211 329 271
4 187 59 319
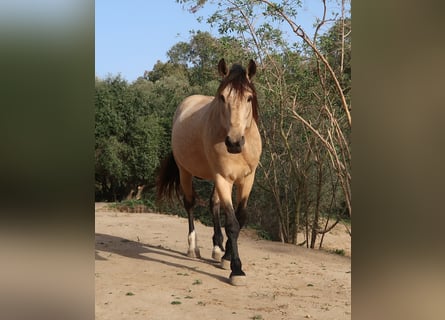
95 0 337 82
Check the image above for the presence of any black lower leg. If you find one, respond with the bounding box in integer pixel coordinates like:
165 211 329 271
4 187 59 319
184 195 195 234
222 239 232 261
213 228 224 251
235 200 248 229
222 201 247 263
210 186 224 251
184 193 201 258
225 215 245 277
210 201 224 251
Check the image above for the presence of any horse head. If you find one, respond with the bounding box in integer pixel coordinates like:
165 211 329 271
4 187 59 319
216 58 258 154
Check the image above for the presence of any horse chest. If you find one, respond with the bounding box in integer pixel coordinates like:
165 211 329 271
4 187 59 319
229 166 252 182
217 154 255 183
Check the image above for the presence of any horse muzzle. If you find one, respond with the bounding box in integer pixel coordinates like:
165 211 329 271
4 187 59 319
225 135 245 154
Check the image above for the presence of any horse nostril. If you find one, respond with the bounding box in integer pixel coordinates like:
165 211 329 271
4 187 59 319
225 136 245 154
225 136 243 147
225 136 232 148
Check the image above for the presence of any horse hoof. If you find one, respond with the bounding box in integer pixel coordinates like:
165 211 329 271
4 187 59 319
220 259 231 270
187 249 201 259
230 275 247 286
212 247 223 261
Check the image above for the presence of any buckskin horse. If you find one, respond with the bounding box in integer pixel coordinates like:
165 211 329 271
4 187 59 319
156 58 261 286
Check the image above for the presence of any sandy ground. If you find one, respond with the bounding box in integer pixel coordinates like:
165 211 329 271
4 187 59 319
95 203 351 320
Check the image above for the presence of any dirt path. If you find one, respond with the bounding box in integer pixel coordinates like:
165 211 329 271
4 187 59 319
95 203 351 320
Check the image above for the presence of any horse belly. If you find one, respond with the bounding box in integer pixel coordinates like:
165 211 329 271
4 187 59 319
173 144 213 180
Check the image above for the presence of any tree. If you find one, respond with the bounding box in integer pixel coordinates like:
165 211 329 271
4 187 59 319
166 31 252 92
144 60 188 83
95 76 165 201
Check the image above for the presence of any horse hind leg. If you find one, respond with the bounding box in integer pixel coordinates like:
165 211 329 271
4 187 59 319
185 197 201 259
210 186 224 261
180 170 201 259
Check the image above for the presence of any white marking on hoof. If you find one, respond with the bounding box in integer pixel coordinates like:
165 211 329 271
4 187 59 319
187 231 200 258
187 248 201 259
220 259 231 270
230 275 247 286
212 246 223 261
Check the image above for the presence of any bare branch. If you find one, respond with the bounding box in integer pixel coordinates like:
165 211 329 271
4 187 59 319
258 0 351 127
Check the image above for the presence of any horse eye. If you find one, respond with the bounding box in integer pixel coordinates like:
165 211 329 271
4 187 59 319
247 95 253 103
220 94 225 103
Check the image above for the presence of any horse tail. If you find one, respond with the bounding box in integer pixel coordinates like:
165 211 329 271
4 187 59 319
156 152 181 202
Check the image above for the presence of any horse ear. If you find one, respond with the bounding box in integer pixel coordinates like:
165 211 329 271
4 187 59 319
218 58 228 77
247 59 256 79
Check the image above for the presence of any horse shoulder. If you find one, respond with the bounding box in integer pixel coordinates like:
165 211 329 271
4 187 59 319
246 122 262 161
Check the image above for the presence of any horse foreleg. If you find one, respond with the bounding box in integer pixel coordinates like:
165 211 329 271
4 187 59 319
210 186 224 261
223 200 247 269
215 175 246 286
235 172 255 229
180 170 200 259
221 174 256 272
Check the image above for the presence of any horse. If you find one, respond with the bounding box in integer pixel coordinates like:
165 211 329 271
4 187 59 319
156 58 261 286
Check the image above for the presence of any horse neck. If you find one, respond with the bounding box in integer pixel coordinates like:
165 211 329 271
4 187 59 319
207 97 223 123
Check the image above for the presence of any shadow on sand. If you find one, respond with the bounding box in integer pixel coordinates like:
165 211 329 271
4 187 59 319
95 233 230 285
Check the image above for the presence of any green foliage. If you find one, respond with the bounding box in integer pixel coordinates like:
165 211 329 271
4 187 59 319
145 60 188 83
111 198 156 212
167 31 251 89
331 249 346 256
95 75 165 201
249 224 272 240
